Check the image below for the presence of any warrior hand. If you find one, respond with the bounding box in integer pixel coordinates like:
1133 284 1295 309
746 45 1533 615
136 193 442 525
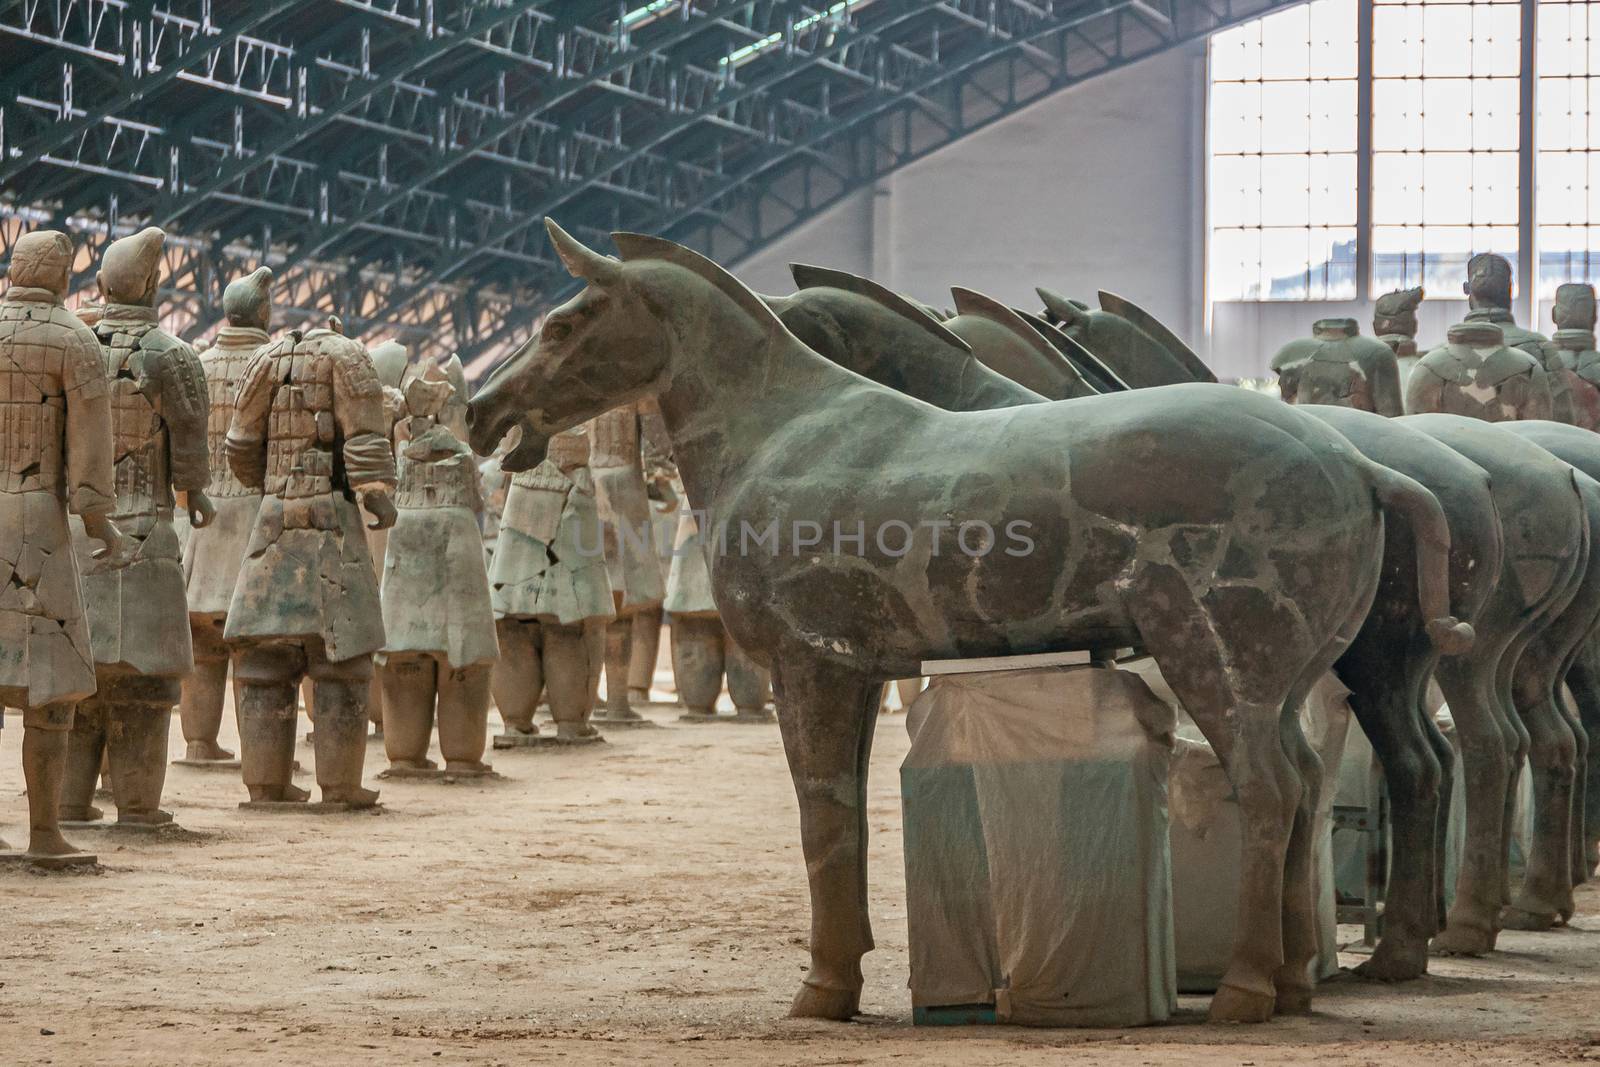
362 490 399 530
82 513 126 562
183 489 217 529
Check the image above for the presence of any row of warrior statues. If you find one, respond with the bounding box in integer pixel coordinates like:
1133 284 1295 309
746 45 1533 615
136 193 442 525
1272 252 1600 424
0 225 768 865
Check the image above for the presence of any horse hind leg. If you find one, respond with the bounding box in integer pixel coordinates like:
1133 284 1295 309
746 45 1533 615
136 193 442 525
1126 564 1306 1023
1502 647 1579 929
1566 639 1600 876
772 652 880 1020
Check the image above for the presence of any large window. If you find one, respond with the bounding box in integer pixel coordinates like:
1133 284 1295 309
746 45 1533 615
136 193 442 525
1372 0 1522 292
1539 0 1600 294
1208 0 1600 307
1209 0 1359 300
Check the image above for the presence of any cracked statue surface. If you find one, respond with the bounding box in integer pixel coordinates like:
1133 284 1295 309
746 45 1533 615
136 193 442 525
62 226 214 829
223 318 398 808
467 220 1468 1025
0 229 123 864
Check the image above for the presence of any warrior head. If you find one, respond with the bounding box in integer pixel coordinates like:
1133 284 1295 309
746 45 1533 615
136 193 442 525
370 339 409 390
1554 282 1598 332
97 226 166 307
8 229 75 298
223 266 274 331
1373 286 1423 338
1464 252 1514 310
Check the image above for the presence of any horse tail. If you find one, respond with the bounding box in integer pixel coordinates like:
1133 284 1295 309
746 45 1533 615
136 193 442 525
1365 459 1476 655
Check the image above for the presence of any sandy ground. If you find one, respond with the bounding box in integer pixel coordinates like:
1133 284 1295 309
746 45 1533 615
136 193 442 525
3 650 1600 1066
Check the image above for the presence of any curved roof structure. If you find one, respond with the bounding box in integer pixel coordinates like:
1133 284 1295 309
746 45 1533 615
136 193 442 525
1 0 1299 377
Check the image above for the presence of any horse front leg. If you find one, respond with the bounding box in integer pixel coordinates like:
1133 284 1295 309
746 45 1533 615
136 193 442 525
771 652 879 1020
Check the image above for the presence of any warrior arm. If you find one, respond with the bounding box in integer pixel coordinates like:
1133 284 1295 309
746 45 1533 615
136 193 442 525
1403 364 1444 415
61 321 117 517
331 343 398 493
1524 364 1556 421
150 338 212 492
224 344 277 489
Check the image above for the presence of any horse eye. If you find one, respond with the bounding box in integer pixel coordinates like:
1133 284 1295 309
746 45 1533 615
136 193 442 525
544 320 572 342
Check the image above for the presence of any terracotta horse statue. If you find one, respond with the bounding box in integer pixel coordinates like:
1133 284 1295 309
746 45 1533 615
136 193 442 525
763 265 1494 980
468 220 1467 1024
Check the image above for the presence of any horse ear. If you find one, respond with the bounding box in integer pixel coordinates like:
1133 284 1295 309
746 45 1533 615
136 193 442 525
1036 286 1086 328
545 218 620 284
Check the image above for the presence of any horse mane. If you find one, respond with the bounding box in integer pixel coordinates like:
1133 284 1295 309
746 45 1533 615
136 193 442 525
790 263 972 354
612 231 788 338
951 286 1070 368
1098 289 1216 384
1012 307 1130 393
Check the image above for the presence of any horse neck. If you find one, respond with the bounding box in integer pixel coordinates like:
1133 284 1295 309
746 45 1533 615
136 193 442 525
654 299 859 509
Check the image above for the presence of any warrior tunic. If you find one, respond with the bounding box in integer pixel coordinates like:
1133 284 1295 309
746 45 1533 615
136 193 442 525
183 324 267 619
223 328 397 661
380 419 498 669
0 286 117 707
73 304 209 677
490 434 613 627
588 400 668 611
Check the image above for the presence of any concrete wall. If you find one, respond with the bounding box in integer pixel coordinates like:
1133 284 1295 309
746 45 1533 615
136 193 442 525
735 42 1208 362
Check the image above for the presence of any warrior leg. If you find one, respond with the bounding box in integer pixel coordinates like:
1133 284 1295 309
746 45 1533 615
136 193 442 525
179 617 235 762
492 617 544 735
236 643 309 803
104 672 181 825
308 645 380 807
672 614 725 718
379 653 438 770
598 612 642 721
547 620 602 740
437 662 493 772
726 626 773 722
628 605 664 704
59 692 107 822
23 701 88 858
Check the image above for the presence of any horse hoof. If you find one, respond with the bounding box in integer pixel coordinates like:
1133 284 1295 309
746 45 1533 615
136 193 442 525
1207 983 1275 1024
1499 904 1558 931
788 980 860 1021
1352 948 1427 982
1274 987 1313 1015
1431 924 1493 957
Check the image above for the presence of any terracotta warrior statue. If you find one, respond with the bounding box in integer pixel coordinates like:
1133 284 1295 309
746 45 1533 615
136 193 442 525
664 510 772 722
628 469 678 707
489 426 612 745
1542 283 1600 431
1372 287 1424 398
1270 317 1402 416
0 230 122 864
60 226 212 828
376 358 498 775
178 267 273 766
223 319 398 808
588 398 671 725
1406 319 1556 422
362 338 411 735
1461 252 1561 419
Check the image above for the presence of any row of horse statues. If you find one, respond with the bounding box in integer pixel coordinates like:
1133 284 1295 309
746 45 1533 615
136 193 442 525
467 221 1600 1025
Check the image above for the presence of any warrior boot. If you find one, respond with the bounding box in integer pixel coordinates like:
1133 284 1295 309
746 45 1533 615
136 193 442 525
179 621 235 762
59 701 108 822
311 678 380 807
628 605 663 704
672 615 725 720
107 703 174 825
546 622 602 741
492 618 544 735
238 682 307 803
437 663 493 772
379 655 438 770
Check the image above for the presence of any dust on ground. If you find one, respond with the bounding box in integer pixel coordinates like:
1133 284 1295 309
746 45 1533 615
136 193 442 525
3 660 1600 1066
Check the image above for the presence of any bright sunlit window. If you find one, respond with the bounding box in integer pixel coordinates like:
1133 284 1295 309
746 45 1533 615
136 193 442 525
1209 0 1359 300
1209 0 1600 305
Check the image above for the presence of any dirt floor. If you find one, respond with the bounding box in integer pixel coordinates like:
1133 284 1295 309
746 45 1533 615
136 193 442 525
3 654 1600 1066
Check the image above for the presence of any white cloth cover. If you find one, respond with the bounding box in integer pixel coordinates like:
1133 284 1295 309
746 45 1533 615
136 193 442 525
901 665 1177 1027
1134 660 1350 992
